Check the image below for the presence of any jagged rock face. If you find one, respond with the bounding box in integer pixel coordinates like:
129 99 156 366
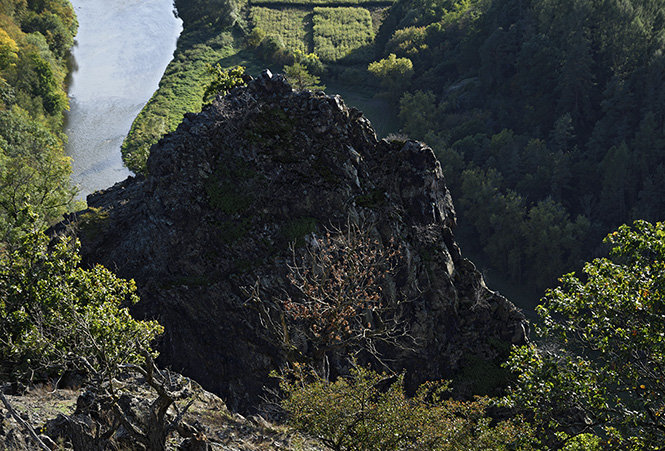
71 72 528 412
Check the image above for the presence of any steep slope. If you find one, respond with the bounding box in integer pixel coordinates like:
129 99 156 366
66 71 528 412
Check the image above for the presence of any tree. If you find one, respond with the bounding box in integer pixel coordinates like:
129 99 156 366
248 224 411 377
0 107 75 238
202 64 247 103
283 62 325 91
247 26 265 48
0 223 163 381
0 28 19 70
505 220 665 449
398 90 438 138
367 53 413 96
278 363 537 451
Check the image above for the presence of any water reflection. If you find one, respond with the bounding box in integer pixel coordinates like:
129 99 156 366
66 0 182 199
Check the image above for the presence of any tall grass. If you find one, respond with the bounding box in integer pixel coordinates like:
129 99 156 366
121 27 238 173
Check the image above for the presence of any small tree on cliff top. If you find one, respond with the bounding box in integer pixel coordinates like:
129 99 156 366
284 62 326 92
203 64 247 103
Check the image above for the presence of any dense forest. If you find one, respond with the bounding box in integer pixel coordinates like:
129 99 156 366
378 0 665 292
0 0 77 237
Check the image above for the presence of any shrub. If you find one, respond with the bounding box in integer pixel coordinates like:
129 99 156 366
505 220 665 448
278 364 537 451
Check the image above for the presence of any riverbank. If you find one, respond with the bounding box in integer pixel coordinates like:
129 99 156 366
65 0 182 198
121 1 247 173
120 0 401 173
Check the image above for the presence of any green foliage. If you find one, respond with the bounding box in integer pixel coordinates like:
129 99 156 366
398 89 437 137
284 62 325 91
293 49 325 75
21 9 76 59
203 63 247 102
378 0 665 293
27 51 67 114
505 220 665 448
278 364 536 451
246 26 265 48
0 0 162 394
0 225 164 381
367 53 413 94
175 0 241 27
313 7 375 63
255 33 295 65
457 166 590 287
0 106 75 237
0 0 75 243
0 28 19 70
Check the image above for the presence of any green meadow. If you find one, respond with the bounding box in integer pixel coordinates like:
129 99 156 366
312 7 374 62
250 7 312 53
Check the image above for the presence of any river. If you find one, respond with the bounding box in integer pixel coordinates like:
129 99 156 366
65 0 182 199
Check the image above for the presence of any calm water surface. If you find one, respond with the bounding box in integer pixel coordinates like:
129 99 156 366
66 0 182 199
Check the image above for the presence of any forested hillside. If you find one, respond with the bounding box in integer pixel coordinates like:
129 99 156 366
3 0 665 448
376 0 665 291
0 0 77 236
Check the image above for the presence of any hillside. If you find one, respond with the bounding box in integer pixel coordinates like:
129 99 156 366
0 0 77 236
117 0 665 301
67 71 527 412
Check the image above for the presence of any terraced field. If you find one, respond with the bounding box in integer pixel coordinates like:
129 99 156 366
250 7 312 53
312 7 374 62
248 0 392 63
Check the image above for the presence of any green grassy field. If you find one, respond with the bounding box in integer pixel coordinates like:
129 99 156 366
121 27 240 173
250 7 312 53
312 7 374 63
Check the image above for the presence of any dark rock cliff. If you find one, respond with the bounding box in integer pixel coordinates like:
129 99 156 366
64 71 528 412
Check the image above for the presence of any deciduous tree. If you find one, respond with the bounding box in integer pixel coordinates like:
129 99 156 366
505 220 665 449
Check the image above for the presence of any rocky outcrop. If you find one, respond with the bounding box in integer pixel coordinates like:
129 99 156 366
63 71 528 412
0 372 322 451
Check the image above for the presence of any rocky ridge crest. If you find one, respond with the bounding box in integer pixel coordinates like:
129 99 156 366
67 71 528 412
